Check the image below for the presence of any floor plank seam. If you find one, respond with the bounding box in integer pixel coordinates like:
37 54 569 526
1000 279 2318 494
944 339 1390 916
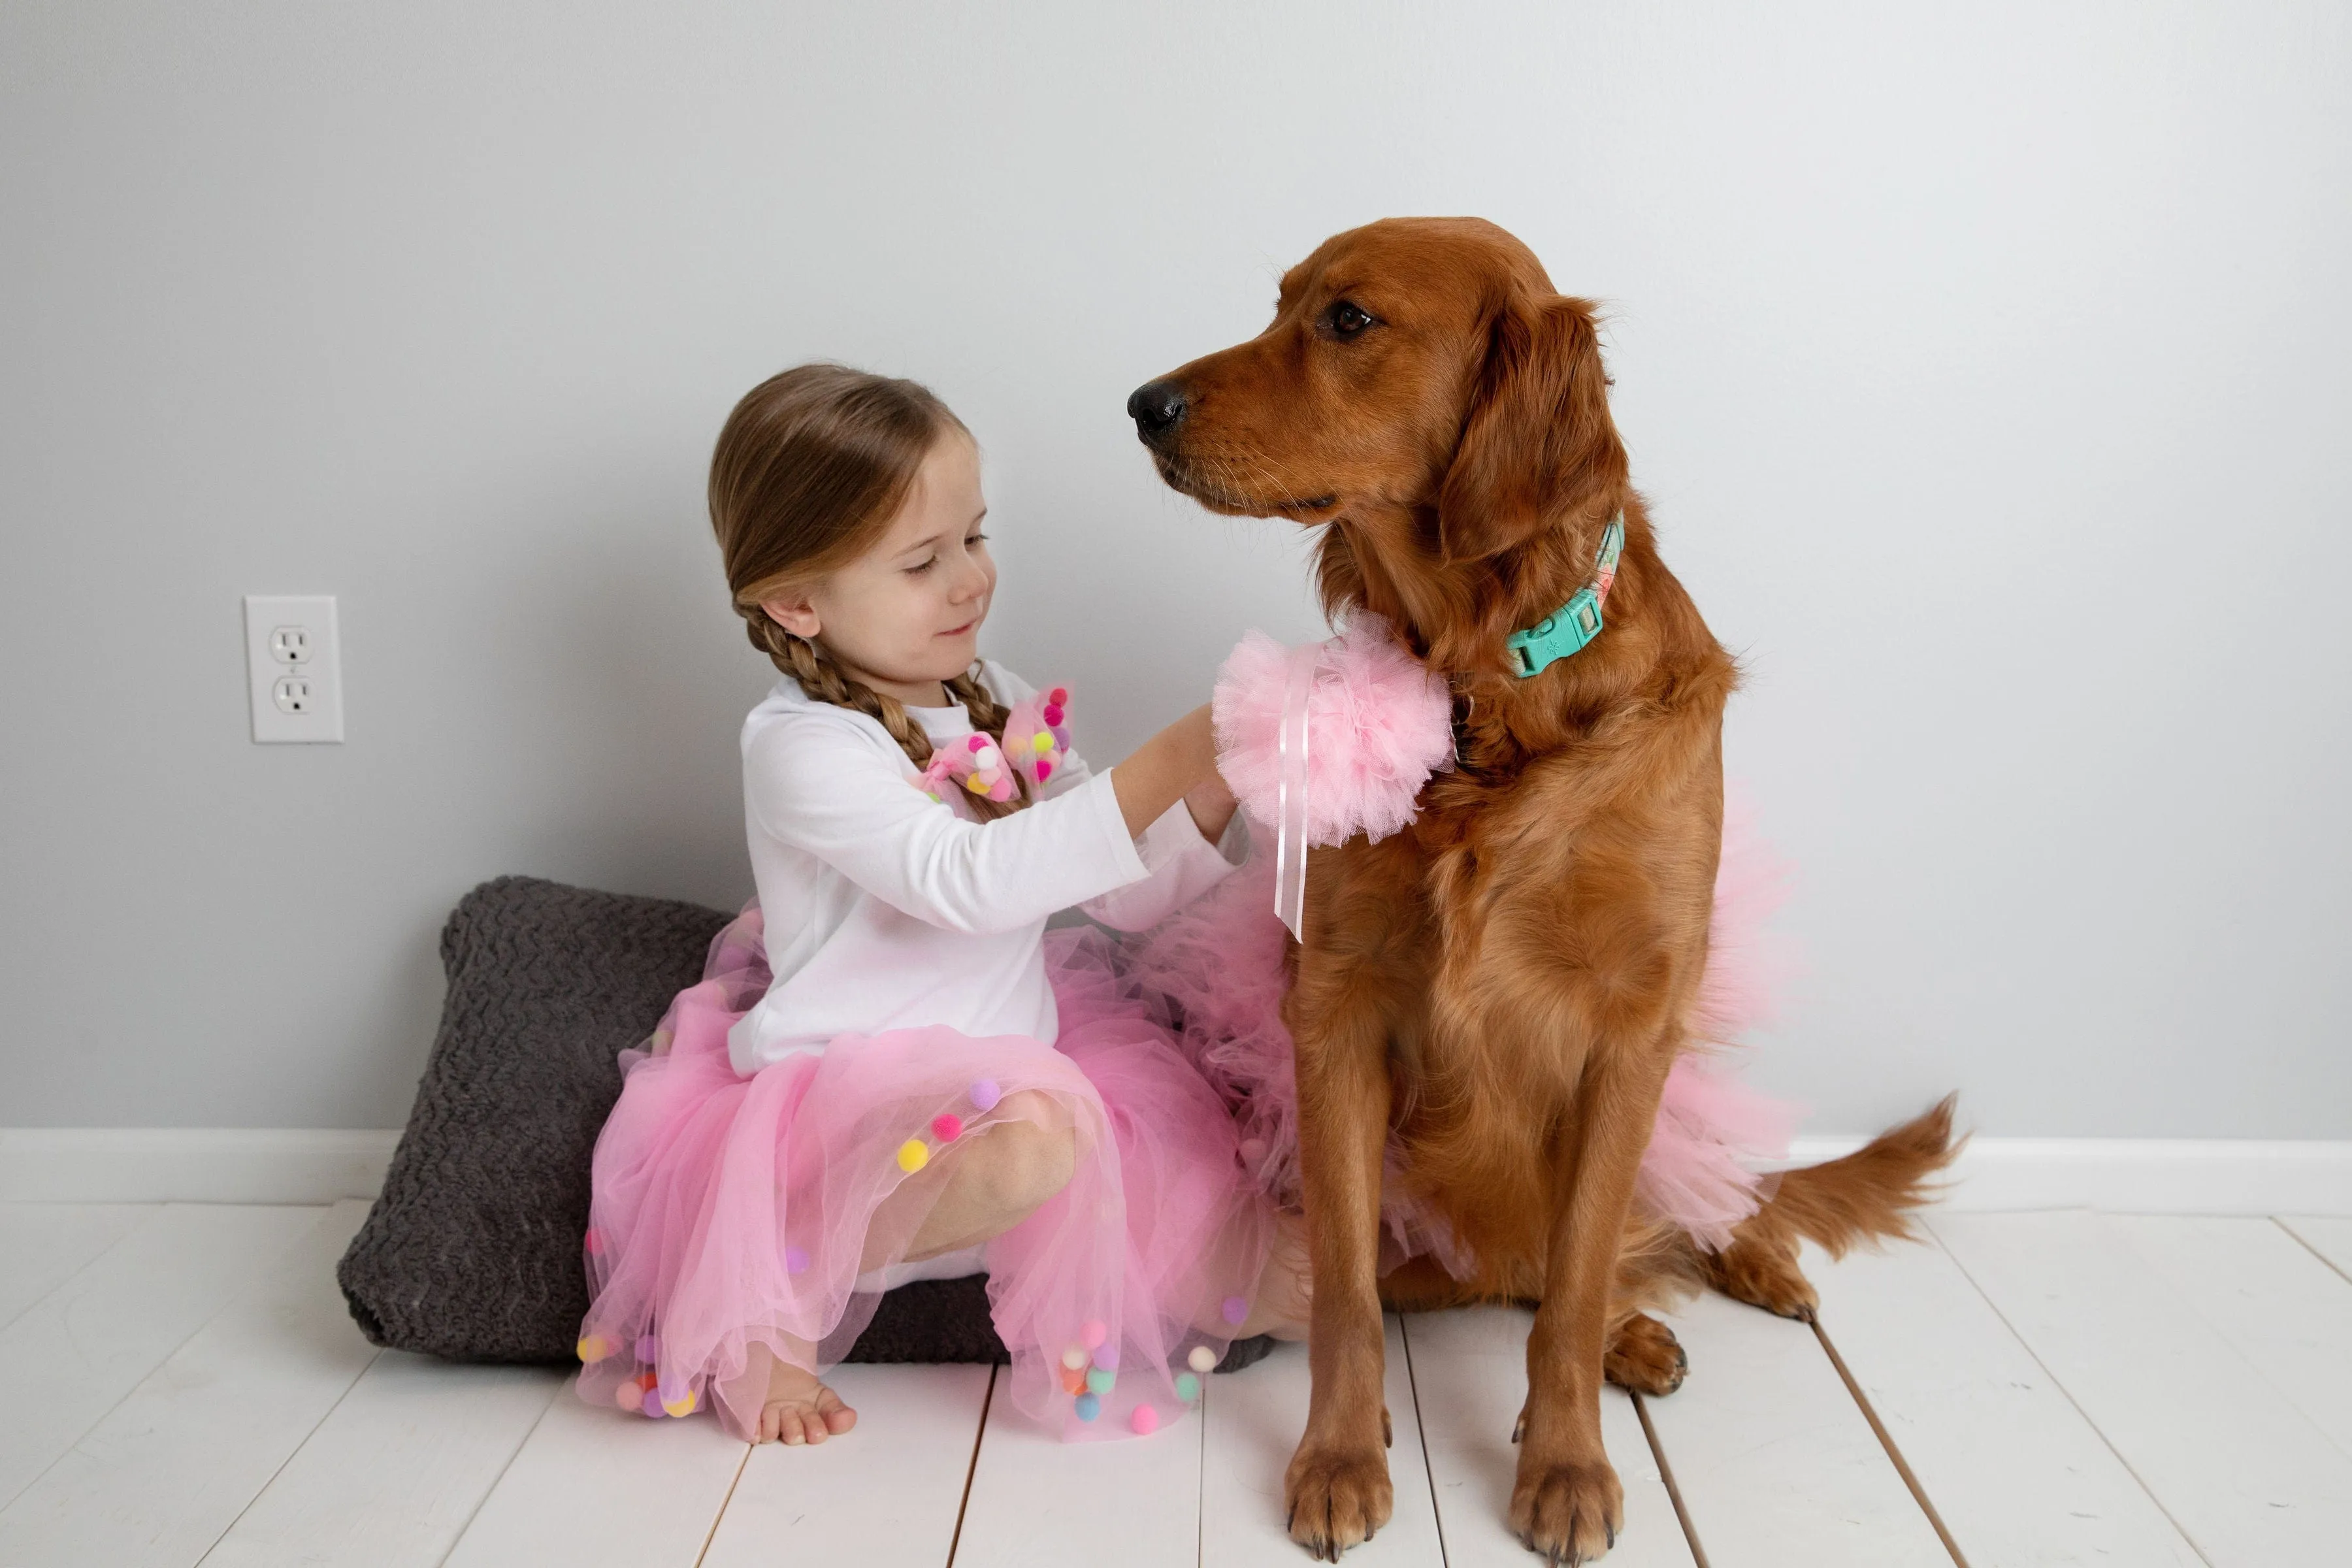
1629 1390 1709 1568
1922 1221 2219 1568
691 1441 755 1568
2274 1215 2352 1289
1195 1369 1207 1568
2 1260 249 1513
0 1204 160 1339
430 1375 568 1567
943 1361 997 1566
1394 1316 1450 1568
189 1345 385 1567
1807 1311 1971 1568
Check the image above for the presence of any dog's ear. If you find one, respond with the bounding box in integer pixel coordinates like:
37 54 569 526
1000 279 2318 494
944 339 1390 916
1436 292 1624 563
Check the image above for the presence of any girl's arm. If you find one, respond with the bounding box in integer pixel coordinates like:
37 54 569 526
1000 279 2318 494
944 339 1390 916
988 664 1226 839
996 676 1240 932
747 708 1224 937
1083 711 1247 933
1106 706 1219 838
1081 803 1247 932
1184 769 1239 843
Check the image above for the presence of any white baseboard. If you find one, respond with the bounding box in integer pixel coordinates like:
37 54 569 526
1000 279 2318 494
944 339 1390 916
0 1128 402 1204
3 1128 2347 1214
1786 1135 2352 1216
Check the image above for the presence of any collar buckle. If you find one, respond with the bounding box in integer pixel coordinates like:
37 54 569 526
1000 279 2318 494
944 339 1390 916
1507 590 1605 676
1504 513 1625 679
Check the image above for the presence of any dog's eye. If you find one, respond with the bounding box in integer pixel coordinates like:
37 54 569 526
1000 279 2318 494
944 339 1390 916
1323 300 1377 338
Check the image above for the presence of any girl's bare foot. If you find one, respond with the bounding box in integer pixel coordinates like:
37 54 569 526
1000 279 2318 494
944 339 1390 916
1234 1209 1312 1341
748 1345 858 1445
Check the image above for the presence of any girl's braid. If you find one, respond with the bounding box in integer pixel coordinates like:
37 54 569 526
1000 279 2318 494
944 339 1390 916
746 614 1027 819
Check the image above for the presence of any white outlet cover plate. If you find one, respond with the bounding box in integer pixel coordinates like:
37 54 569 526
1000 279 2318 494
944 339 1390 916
244 595 344 743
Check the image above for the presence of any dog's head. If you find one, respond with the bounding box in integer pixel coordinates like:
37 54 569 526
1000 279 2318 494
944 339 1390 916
1130 218 1628 651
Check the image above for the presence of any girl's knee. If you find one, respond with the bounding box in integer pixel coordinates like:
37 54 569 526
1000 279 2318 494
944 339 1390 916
975 1091 1075 1211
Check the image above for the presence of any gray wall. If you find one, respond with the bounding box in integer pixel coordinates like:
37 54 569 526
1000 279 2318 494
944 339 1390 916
4 2 2345 1137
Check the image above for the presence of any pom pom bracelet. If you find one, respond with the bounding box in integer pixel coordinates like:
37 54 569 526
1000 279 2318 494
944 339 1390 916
913 687 1073 808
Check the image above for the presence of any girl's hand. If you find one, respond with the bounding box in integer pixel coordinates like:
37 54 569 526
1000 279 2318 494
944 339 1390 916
1108 706 1222 838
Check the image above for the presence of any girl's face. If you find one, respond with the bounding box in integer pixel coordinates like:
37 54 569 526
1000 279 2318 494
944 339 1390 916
762 433 996 707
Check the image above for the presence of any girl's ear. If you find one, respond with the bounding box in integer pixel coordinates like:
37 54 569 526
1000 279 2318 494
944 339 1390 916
761 596 821 640
1435 291 1625 564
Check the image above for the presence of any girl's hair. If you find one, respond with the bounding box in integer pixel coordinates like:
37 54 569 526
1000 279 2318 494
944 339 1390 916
710 363 1027 817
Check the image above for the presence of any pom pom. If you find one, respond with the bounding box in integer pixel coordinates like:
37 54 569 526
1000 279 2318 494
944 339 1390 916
634 1334 659 1364
615 1380 645 1411
1074 1392 1102 1422
969 1079 1001 1111
1061 1345 1089 1371
784 1245 809 1275
1047 686 1068 706
576 1334 611 1364
1174 1372 1201 1403
1186 1345 1218 1375
1092 1343 1120 1371
932 1113 964 1142
1080 1318 1108 1349
967 734 987 752
1220 1296 1249 1326
1085 1366 1116 1395
641 1387 665 1418
1212 612 1454 847
1130 1404 1161 1435
1034 759 1053 783
896 1139 930 1173
1060 1364 1088 1395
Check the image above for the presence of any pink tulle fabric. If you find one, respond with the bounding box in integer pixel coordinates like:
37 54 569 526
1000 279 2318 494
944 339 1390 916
578 910 1272 1442
1211 612 1456 847
1126 797 1799 1260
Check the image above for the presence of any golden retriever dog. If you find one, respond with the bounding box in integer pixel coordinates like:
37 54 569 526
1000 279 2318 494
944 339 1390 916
1129 217 1957 1562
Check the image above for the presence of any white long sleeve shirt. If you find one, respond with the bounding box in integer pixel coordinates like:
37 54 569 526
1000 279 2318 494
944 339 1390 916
725 661 1244 1075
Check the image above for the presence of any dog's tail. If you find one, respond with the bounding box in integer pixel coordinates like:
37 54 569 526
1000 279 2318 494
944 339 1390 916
1701 1094 1965 1316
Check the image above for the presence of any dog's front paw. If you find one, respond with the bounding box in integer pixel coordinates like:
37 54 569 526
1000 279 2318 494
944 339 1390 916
1284 1440 1394 1561
1603 1313 1688 1396
1509 1452 1622 1564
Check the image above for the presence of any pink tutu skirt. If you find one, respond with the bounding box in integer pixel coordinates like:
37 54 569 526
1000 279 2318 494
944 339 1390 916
576 908 1273 1443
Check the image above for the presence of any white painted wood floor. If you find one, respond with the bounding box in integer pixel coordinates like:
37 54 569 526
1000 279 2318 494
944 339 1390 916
3 1201 2349 1567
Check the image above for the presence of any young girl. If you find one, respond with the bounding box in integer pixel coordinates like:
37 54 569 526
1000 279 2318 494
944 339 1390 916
575 364 1302 1446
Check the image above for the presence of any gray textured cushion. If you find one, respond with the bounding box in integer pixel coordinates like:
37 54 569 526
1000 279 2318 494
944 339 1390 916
335 874 1271 1375
338 876 737 1362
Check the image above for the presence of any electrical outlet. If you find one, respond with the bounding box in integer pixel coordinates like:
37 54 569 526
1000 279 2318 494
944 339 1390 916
244 595 344 743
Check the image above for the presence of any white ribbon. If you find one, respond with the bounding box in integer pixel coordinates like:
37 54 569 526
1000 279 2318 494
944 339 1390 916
1271 641 1319 941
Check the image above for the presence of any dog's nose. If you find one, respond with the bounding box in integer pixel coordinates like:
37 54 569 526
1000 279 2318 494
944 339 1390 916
1126 379 1189 442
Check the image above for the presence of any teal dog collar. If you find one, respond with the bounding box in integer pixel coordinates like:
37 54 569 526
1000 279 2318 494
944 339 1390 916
1505 514 1626 678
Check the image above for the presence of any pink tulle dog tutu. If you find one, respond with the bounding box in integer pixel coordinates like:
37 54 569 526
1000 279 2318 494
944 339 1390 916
1135 613 1799 1258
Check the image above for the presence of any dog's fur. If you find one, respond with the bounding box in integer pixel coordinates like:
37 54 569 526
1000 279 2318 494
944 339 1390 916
1132 218 1958 1562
